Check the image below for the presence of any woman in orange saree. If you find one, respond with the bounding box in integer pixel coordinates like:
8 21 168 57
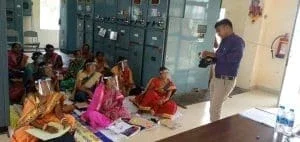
111 57 134 96
11 79 76 142
132 67 177 119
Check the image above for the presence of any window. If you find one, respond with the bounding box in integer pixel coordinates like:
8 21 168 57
40 0 60 30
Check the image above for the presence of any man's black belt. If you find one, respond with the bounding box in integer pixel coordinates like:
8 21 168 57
215 75 235 80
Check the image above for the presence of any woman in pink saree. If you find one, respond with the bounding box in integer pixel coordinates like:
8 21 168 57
81 70 130 129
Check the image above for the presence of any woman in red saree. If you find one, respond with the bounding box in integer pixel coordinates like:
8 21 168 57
111 57 134 96
43 44 63 71
8 43 28 75
132 67 177 119
8 43 28 103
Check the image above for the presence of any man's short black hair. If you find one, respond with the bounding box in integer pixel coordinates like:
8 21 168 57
215 19 233 29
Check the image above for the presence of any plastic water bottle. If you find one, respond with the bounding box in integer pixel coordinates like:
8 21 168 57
276 106 286 133
285 109 295 136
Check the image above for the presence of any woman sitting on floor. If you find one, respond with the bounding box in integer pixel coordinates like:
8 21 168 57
60 50 85 91
74 59 101 102
80 44 94 61
81 70 130 129
111 56 135 96
11 78 76 142
23 52 43 88
43 44 63 71
8 43 28 78
131 67 177 119
9 43 29 104
34 62 64 92
95 51 109 73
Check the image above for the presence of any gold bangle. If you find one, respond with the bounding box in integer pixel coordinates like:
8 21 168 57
42 124 48 130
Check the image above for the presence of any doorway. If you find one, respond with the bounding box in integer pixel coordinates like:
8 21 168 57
23 0 60 50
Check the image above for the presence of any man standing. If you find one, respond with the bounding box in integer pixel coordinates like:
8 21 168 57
202 19 245 122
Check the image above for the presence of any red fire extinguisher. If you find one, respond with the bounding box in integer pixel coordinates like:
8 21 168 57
271 33 289 59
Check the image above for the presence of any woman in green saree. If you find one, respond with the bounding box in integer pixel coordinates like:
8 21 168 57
60 50 85 91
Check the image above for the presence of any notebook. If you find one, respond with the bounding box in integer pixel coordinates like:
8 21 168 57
25 122 70 141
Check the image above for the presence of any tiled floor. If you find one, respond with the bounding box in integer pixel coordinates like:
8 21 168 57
0 134 9 142
0 90 278 142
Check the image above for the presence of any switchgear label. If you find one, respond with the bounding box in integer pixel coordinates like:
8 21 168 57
134 34 139 37
152 37 158 40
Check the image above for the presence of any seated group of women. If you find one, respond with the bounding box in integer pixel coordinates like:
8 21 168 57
10 42 178 141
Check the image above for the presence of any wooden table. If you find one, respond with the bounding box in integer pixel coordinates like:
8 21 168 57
159 115 300 142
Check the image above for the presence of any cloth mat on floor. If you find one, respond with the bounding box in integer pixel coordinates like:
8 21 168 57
72 97 183 142
123 97 182 120
173 87 248 108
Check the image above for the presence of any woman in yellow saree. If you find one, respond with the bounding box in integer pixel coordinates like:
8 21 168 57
11 79 76 142
74 59 101 102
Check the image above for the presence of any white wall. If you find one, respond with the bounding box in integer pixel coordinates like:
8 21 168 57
222 0 298 93
23 0 59 48
254 0 298 92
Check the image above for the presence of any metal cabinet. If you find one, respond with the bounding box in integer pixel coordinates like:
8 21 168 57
147 0 169 29
76 32 84 49
142 29 165 85
93 22 103 42
85 32 94 48
145 29 165 47
85 19 93 32
116 25 130 49
6 0 23 44
142 44 164 85
105 0 117 20
131 0 148 27
128 43 144 85
115 48 129 63
93 41 104 54
102 41 116 67
129 27 145 44
59 0 77 53
116 0 131 25
94 0 106 17
77 19 84 32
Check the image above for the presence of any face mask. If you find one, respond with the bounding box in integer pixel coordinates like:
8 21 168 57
35 78 52 96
